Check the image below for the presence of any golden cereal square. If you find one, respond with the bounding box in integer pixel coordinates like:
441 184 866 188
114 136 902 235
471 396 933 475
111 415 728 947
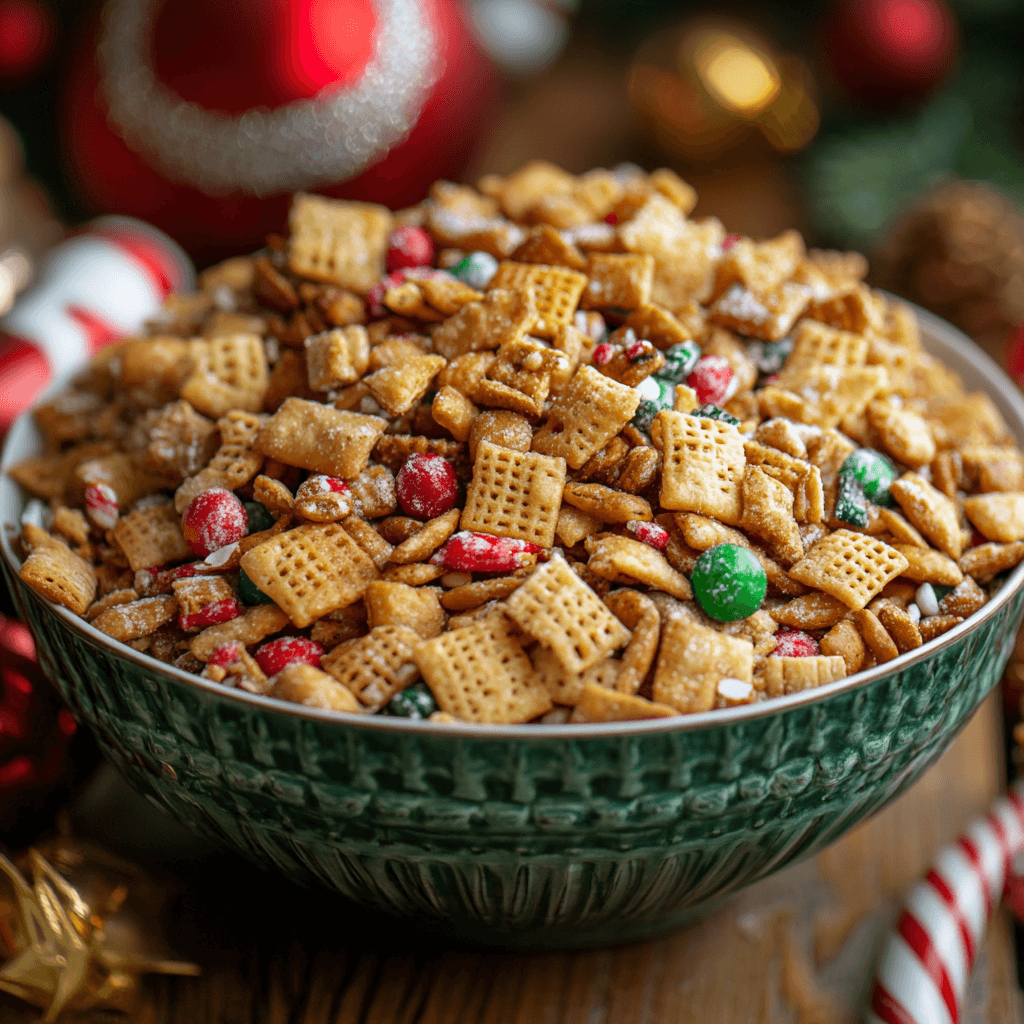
92 595 178 642
505 554 630 674
180 334 269 418
19 533 96 615
305 327 370 390
707 282 809 343
287 194 392 293
431 289 535 361
778 320 868 383
890 472 965 558
488 261 588 337
531 365 640 469
364 354 446 416
461 441 566 547
652 618 753 714
271 663 362 713
788 529 908 610
113 505 192 573
363 581 444 638
765 655 847 697
255 398 386 479
581 253 654 311
320 625 422 711
239 523 378 628
415 612 552 724
174 410 265 512
963 492 1024 544
657 411 746 526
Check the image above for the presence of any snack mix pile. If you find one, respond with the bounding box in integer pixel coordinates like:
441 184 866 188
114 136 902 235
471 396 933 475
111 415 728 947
10 162 1024 725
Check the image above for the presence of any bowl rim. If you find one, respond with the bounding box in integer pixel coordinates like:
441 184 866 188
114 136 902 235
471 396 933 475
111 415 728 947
5 302 1024 740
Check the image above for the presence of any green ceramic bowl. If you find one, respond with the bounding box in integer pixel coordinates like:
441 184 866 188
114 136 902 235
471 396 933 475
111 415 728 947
4 306 1024 948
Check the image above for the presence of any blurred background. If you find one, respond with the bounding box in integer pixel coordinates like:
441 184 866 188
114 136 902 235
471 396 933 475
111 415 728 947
0 0 1023 360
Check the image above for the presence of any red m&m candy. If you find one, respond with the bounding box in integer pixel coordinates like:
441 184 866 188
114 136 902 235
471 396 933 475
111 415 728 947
181 488 248 557
687 355 734 406
396 453 458 520
386 226 434 273
772 629 820 658
431 532 540 573
255 637 325 677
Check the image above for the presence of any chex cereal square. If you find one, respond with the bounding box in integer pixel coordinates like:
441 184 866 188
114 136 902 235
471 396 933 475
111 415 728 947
461 441 566 547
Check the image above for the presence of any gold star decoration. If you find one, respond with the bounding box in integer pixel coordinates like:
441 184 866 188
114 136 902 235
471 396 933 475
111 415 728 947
0 841 199 1021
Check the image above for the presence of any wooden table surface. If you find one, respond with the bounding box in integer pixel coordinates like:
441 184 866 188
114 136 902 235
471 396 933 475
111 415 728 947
2 689 1017 1024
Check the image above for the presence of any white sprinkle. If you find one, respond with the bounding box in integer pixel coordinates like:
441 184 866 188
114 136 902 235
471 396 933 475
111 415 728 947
915 583 939 617
635 376 662 402
907 603 921 624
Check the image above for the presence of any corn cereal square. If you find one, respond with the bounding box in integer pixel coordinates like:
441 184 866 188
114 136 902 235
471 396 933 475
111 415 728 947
239 522 378 628
657 410 746 526
788 530 908 610
461 441 566 547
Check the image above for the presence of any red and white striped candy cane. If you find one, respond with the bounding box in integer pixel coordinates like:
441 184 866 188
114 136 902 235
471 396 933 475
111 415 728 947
866 780 1024 1024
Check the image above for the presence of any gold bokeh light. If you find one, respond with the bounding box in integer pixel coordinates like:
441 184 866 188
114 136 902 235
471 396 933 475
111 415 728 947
694 33 781 116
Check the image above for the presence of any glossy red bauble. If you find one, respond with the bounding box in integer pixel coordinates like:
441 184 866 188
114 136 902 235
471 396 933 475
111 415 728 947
820 0 958 109
62 0 498 262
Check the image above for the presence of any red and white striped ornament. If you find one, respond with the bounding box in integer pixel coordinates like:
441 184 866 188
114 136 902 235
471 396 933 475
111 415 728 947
866 780 1024 1024
0 217 192 432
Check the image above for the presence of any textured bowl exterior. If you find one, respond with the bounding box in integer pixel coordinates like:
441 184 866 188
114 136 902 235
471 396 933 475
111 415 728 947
7 562 1024 946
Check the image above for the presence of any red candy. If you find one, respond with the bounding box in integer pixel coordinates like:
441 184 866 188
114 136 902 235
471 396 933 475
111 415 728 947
181 488 248 557
207 642 241 667
84 482 118 530
592 342 614 365
722 233 742 250
772 629 820 658
431 532 540 573
386 225 434 273
396 453 458 520
255 637 325 677
626 520 669 550
687 355 734 406
178 597 242 631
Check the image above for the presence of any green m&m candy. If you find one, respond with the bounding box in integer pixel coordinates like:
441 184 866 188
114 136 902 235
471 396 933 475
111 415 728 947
658 340 702 383
243 500 275 534
238 568 274 606
382 682 438 719
841 448 896 505
833 472 869 528
691 543 767 621
452 251 499 290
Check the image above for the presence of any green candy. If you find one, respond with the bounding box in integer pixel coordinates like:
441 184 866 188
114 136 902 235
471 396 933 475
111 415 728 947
630 398 665 435
691 543 767 622
694 404 739 425
451 251 498 290
841 449 896 505
243 500 275 534
834 473 869 528
658 340 702 383
382 682 438 719
238 568 274 606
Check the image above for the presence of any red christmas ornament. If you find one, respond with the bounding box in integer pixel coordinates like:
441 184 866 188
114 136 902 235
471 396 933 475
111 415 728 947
820 0 958 110
0 618 94 840
62 0 498 262
0 0 54 81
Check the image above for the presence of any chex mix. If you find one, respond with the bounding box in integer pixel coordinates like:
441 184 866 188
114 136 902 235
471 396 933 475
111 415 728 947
10 161 1024 724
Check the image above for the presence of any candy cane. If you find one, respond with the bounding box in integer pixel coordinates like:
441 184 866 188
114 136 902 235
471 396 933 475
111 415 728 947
866 780 1024 1024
